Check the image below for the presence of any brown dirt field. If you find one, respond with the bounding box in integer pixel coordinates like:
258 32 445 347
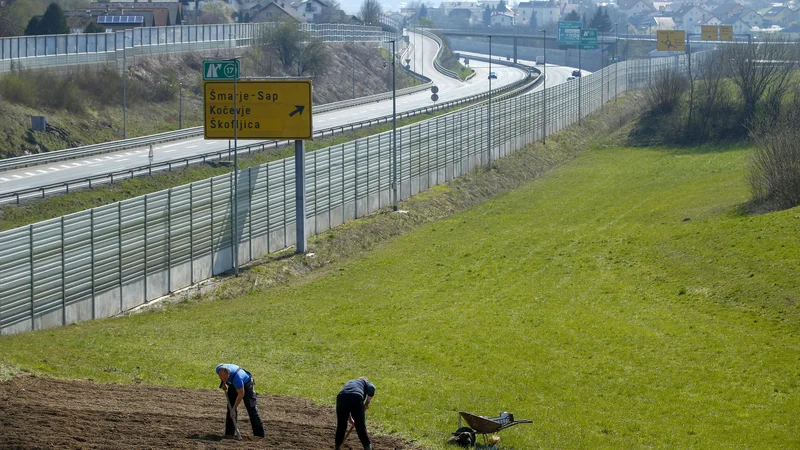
0 376 420 450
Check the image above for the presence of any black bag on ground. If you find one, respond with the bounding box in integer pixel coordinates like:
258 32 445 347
447 426 476 447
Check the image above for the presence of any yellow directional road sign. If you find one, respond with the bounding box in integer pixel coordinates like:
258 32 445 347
702 25 718 41
204 79 313 140
719 25 733 41
657 30 685 51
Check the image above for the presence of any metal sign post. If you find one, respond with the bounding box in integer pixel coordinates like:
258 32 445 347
577 29 597 126
203 60 313 258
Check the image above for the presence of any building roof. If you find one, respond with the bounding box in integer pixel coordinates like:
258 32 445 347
250 1 306 21
88 2 179 25
711 3 742 17
763 6 787 16
653 15 676 26
673 4 708 16
617 0 655 11
721 15 749 25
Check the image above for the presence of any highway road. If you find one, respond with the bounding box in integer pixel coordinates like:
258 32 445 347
0 32 526 196
456 51 589 91
0 36 584 198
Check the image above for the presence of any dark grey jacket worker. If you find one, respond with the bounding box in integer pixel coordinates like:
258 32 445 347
335 377 376 450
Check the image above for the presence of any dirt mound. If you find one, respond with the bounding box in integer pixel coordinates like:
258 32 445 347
0 376 418 450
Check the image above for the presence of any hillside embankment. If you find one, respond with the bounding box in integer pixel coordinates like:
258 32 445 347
0 42 413 159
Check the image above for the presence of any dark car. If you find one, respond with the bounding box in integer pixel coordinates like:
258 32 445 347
572 69 582 77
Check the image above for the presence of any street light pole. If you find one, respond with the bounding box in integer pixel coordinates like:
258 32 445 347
352 54 356 99
123 34 127 140
391 40 398 211
541 29 546 144
488 34 493 168
614 23 618 102
179 82 183 129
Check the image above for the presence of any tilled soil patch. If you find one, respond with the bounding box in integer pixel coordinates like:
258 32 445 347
0 376 418 449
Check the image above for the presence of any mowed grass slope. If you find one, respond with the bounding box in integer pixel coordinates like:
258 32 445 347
1 141 798 448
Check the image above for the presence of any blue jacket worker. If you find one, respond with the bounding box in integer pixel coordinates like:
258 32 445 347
335 377 376 450
216 363 265 438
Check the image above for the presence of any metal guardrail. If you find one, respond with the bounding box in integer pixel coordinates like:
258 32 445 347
422 30 461 81
1 60 538 205
0 83 433 173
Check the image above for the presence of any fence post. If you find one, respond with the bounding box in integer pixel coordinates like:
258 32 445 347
118 202 123 314
143 195 148 303
167 188 172 293
90 208 95 319
61 216 66 326
29 224 34 329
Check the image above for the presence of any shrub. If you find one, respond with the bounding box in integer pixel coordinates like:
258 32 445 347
644 68 687 114
749 109 800 211
0 74 37 105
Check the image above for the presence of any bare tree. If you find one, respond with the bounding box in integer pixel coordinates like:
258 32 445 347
359 0 382 26
692 47 736 140
725 35 797 128
645 67 688 114
299 38 330 77
749 107 800 211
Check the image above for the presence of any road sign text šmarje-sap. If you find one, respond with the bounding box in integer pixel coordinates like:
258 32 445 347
657 30 685 51
203 80 312 140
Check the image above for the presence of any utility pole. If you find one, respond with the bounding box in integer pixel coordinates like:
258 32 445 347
488 34 493 168
614 23 618 102
391 40 398 211
541 29 547 144
123 33 127 140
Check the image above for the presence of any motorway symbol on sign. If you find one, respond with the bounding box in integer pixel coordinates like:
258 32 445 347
431 85 439 94
203 79 313 140
557 21 582 46
656 30 685 51
701 25 718 41
719 25 733 41
431 93 439 102
580 29 598 50
203 60 240 80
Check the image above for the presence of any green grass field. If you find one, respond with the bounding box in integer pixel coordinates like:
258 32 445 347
1 135 798 448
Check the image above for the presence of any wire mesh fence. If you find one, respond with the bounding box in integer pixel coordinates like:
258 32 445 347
0 53 684 335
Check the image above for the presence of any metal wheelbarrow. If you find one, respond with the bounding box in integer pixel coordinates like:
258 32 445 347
456 411 533 446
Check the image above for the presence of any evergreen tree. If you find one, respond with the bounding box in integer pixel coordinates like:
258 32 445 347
24 16 40 36
483 5 492 25
564 9 580 21
419 4 428 18
38 3 68 35
600 8 612 32
497 0 506 11
528 9 537 28
589 6 603 29
582 12 588 27
84 21 105 33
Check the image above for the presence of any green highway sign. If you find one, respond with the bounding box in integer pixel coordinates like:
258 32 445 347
203 60 240 80
580 29 598 50
558 21 582 46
